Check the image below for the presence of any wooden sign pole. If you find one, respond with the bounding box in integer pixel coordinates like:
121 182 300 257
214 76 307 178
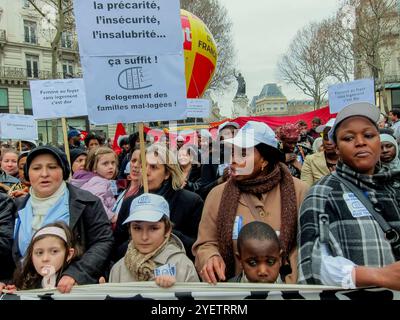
138 122 149 193
61 117 71 169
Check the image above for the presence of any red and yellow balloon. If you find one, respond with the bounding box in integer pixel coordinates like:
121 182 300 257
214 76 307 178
181 9 218 99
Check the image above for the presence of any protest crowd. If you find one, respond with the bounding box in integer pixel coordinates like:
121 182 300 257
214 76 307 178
1 101 400 294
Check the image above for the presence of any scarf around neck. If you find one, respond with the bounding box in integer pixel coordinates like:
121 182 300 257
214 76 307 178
16 182 70 257
30 181 67 232
216 162 298 279
124 236 170 281
336 161 400 190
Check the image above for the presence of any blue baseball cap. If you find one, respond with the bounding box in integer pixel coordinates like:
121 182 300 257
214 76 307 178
68 129 81 139
123 193 170 224
224 121 278 149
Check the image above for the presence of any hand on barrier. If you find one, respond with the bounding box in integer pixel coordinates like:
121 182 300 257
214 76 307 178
200 255 226 285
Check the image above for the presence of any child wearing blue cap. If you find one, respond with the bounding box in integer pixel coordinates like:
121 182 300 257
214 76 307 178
109 193 199 287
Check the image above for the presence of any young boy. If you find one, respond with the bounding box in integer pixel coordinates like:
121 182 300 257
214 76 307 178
230 221 282 283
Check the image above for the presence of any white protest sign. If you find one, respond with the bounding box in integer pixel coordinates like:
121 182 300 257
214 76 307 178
30 79 88 120
328 78 375 113
73 0 183 56
81 54 187 124
187 99 210 118
0 114 38 140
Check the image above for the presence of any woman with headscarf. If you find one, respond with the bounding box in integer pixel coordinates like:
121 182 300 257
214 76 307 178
380 133 400 170
193 121 309 284
277 124 304 178
9 146 113 293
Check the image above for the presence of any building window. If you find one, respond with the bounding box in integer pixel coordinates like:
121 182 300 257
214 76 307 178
26 55 39 78
0 88 9 113
392 89 400 109
23 89 33 115
61 32 73 48
24 20 37 44
62 61 74 78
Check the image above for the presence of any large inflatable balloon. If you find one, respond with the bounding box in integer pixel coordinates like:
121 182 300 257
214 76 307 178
181 9 218 98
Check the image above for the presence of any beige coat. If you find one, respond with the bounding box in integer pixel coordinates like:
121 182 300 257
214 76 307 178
110 235 199 283
192 177 309 284
300 151 330 186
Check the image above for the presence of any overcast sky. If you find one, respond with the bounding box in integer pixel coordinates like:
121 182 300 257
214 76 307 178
214 0 341 117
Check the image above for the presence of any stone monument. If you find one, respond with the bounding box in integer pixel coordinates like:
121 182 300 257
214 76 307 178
232 70 249 117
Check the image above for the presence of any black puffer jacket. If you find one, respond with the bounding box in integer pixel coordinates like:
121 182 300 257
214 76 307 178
113 180 204 261
0 193 16 280
13 183 114 285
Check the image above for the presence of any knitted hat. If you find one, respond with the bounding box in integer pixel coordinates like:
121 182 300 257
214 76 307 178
25 146 70 181
69 148 87 166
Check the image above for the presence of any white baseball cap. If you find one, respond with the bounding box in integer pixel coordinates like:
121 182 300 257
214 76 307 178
123 193 170 224
316 118 336 133
217 121 240 134
224 121 278 149
176 135 185 142
328 102 380 141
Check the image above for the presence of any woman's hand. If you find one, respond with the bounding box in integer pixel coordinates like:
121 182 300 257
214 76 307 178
378 262 400 290
199 255 226 285
285 153 296 163
0 282 16 293
9 189 29 198
356 261 400 291
155 275 176 288
57 275 76 293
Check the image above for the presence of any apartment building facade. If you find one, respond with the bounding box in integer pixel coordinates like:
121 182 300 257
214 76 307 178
0 0 114 144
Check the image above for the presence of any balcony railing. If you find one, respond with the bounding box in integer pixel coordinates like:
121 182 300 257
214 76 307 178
0 66 81 81
0 30 6 42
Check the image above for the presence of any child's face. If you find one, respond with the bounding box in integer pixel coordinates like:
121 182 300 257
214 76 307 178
95 153 116 179
130 221 170 254
32 236 67 276
237 238 281 283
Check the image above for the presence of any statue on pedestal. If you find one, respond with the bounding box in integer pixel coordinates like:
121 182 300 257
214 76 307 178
234 70 246 98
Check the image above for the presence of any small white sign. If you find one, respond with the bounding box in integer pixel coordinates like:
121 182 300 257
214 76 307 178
73 0 183 56
30 79 88 120
0 114 38 140
81 54 187 125
187 99 211 118
328 78 375 113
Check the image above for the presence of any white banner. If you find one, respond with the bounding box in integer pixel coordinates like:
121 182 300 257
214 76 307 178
0 114 38 140
73 0 183 56
81 54 187 124
328 78 375 114
187 99 211 118
30 79 88 120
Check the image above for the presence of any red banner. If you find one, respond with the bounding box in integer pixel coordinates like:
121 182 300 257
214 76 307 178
211 106 336 130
